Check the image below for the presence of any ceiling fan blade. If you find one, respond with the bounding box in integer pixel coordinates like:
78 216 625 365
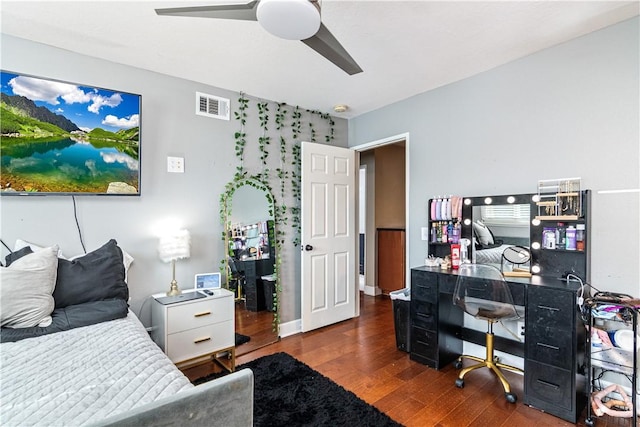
302 23 362 75
155 1 259 21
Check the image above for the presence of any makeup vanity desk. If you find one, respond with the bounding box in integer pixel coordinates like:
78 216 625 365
410 266 587 423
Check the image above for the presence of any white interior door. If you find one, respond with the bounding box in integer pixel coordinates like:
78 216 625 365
301 141 357 332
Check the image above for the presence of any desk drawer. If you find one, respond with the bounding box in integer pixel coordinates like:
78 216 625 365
410 326 438 361
526 326 573 369
412 282 437 303
524 360 574 412
438 274 457 294
527 287 574 330
167 297 232 334
410 299 437 330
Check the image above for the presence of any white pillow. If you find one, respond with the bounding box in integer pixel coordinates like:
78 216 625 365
1 246 58 328
472 221 494 246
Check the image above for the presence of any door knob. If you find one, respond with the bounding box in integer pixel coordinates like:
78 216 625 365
304 244 313 251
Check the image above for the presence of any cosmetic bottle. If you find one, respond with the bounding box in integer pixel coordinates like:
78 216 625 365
451 243 461 270
441 222 448 243
565 226 576 250
441 197 448 220
451 221 460 244
576 224 585 251
556 223 566 248
430 198 437 220
446 195 452 220
435 197 442 220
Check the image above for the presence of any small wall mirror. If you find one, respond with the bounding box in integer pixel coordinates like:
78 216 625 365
221 178 279 356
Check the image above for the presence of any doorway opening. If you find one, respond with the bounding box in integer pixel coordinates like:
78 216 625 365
354 133 409 297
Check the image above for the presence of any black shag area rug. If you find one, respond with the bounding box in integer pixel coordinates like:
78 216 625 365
235 332 250 346
193 352 402 427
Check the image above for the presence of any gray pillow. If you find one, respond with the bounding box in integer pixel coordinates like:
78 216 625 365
5 246 33 266
53 239 128 308
0 246 58 328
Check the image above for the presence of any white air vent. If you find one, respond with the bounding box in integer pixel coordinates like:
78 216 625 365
195 92 230 120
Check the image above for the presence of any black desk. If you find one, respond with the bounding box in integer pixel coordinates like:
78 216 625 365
235 256 274 312
410 266 587 423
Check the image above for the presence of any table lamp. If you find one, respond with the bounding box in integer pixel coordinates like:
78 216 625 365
158 229 191 296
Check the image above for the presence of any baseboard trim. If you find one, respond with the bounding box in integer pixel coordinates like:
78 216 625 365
279 319 302 338
364 285 381 296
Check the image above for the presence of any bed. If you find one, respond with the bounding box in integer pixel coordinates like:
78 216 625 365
474 244 512 265
0 239 253 426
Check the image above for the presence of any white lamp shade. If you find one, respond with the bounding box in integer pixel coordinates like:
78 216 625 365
257 0 321 40
158 229 191 262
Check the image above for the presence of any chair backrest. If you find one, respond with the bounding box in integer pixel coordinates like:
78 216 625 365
228 256 239 275
453 264 519 322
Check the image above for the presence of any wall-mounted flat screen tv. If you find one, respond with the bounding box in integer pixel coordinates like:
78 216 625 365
1 71 141 196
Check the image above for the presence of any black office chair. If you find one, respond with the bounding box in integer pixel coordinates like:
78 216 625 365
227 257 245 301
452 264 523 403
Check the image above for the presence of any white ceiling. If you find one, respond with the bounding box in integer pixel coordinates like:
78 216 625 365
1 1 638 118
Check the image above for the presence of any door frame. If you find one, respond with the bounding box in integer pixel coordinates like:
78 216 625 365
351 132 411 294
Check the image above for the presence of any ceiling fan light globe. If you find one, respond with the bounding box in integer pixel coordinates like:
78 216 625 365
257 0 321 40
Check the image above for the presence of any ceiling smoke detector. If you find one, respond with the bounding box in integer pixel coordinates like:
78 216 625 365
333 104 348 113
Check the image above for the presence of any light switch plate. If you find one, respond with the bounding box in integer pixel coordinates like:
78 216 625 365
167 156 184 173
421 227 429 241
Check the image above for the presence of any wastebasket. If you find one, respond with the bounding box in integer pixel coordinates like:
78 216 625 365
389 288 411 352
261 274 276 312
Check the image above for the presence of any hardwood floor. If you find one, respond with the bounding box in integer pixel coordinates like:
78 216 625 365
234 300 279 356
184 293 632 427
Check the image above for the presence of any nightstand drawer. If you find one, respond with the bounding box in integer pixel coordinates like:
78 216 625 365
167 297 232 334
167 320 234 362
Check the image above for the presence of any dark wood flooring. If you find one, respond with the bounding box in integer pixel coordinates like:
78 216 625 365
234 299 279 356
183 293 635 427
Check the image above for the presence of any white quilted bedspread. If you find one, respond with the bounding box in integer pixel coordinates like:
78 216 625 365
0 313 193 426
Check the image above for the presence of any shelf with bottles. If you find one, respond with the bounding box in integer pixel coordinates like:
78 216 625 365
428 196 464 246
428 220 462 245
540 221 586 252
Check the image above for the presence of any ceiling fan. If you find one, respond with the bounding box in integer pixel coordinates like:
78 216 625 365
155 0 362 75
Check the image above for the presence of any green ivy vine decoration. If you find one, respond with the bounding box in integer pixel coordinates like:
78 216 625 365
257 101 271 174
233 93 249 180
223 94 339 333
275 103 289 238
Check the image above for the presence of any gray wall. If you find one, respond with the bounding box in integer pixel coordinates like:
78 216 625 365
349 17 640 295
0 34 348 326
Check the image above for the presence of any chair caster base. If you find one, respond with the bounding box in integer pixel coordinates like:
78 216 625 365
455 378 464 388
584 417 595 427
505 392 517 403
454 359 463 369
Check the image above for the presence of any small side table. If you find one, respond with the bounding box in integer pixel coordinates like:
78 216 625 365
150 288 235 372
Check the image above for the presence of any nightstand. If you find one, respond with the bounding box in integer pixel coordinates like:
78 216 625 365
150 288 235 372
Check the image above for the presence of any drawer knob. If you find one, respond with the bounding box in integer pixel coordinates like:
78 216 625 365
194 311 211 317
194 337 211 344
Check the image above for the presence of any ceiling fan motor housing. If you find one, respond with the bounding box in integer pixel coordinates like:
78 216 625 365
257 0 321 40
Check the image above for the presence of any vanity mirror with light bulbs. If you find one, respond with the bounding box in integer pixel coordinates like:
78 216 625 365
429 191 591 281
